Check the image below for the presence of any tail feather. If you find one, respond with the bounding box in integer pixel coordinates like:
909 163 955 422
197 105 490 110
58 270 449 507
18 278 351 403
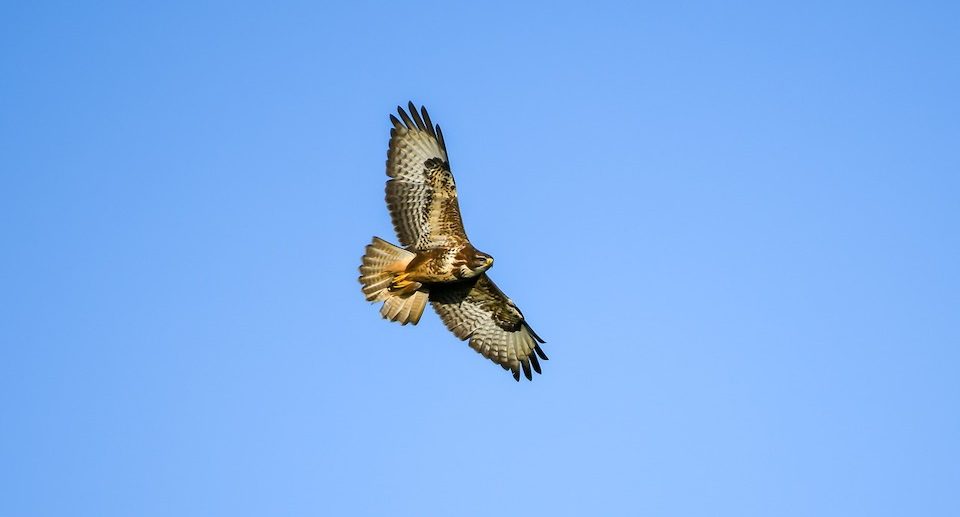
359 237 429 325
380 290 428 325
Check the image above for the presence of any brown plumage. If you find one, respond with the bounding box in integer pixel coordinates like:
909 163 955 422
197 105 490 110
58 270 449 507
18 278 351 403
359 102 547 381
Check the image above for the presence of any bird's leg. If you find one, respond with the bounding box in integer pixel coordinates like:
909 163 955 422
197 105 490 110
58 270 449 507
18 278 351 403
389 272 417 294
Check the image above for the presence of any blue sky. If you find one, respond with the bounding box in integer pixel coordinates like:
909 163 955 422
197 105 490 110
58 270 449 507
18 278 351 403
2 1 958 515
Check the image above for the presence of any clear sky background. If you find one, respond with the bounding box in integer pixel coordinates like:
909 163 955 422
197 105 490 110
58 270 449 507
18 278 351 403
2 1 958 516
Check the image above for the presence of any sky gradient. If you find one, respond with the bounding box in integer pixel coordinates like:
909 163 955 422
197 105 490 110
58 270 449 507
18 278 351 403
2 1 958 516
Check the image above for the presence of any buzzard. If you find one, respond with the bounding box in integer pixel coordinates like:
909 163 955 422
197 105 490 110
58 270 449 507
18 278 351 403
359 102 547 381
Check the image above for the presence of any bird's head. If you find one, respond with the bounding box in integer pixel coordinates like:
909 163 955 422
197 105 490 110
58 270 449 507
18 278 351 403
461 250 494 278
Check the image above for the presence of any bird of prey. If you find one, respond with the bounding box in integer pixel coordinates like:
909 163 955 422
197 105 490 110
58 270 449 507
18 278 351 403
359 102 547 381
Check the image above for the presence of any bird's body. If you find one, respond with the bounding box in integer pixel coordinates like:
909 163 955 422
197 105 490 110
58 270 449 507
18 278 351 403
359 102 547 381
401 244 490 283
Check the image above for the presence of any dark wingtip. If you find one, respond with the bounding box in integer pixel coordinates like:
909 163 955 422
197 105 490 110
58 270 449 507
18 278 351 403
408 101 426 130
523 321 546 344
529 353 542 374
421 106 437 137
396 105 414 128
436 125 447 154
512 369 520 382
534 344 549 361
521 360 532 381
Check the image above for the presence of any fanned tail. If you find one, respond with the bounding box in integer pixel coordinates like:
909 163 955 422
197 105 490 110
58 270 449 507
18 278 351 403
358 237 429 325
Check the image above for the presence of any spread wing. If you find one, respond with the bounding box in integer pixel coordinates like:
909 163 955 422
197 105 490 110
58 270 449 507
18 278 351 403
430 274 548 381
385 102 469 250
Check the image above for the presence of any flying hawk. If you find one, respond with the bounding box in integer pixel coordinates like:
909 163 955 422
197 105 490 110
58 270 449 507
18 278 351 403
359 102 547 381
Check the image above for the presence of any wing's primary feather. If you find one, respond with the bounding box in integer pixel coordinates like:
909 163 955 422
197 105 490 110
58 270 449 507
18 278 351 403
430 274 547 381
385 102 469 250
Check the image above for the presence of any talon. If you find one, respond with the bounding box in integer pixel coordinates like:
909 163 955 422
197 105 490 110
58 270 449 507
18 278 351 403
390 273 412 291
